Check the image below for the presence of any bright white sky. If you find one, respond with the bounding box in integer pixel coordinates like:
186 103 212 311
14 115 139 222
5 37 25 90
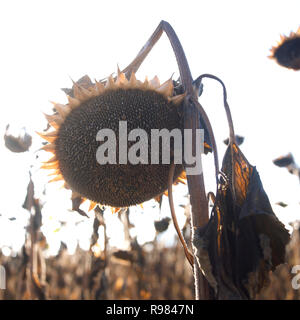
0 0 299 255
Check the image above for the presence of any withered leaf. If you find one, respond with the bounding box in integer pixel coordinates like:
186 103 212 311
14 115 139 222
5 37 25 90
199 115 213 154
275 201 288 208
72 196 89 218
273 153 294 168
273 153 300 179
194 143 290 299
113 250 135 263
154 217 171 233
61 75 94 97
23 176 35 211
223 135 244 146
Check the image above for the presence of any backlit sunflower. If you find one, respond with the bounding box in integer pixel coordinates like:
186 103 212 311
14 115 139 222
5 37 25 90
269 27 300 70
38 71 189 213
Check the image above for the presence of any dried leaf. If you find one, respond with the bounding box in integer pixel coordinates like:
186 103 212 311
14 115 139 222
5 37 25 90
72 196 89 218
113 250 135 263
61 75 94 97
276 202 288 208
224 135 244 146
194 143 290 299
273 153 294 167
273 153 300 179
154 217 171 233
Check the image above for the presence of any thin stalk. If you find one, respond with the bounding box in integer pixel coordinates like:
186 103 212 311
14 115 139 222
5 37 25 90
193 74 235 144
194 74 237 200
168 163 194 266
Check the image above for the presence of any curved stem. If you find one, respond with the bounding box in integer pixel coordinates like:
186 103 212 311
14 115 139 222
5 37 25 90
194 74 236 144
122 21 194 94
168 163 194 267
123 20 212 300
193 98 220 186
194 74 237 201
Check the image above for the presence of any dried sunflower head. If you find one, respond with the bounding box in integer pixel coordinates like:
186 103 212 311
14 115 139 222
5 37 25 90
269 27 300 70
38 71 188 212
4 125 32 153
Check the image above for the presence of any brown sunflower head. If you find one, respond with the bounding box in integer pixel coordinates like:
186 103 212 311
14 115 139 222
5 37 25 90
269 27 300 70
4 125 32 153
38 71 187 211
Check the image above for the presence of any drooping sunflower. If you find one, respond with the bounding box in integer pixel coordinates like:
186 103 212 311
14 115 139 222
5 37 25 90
269 27 300 70
38 70 193 213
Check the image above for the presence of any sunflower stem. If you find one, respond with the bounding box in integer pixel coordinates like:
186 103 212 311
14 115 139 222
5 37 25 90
168 163 194 267
123 20 213 300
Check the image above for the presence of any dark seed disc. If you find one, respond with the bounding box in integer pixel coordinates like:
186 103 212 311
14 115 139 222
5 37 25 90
55 88 184 207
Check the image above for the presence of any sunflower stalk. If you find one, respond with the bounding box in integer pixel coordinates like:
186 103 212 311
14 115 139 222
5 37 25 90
122 20 214 299
168 163 194 266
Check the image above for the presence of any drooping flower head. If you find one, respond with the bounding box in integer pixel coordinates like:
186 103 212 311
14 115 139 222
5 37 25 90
269 27 300 70
38 71 188 212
